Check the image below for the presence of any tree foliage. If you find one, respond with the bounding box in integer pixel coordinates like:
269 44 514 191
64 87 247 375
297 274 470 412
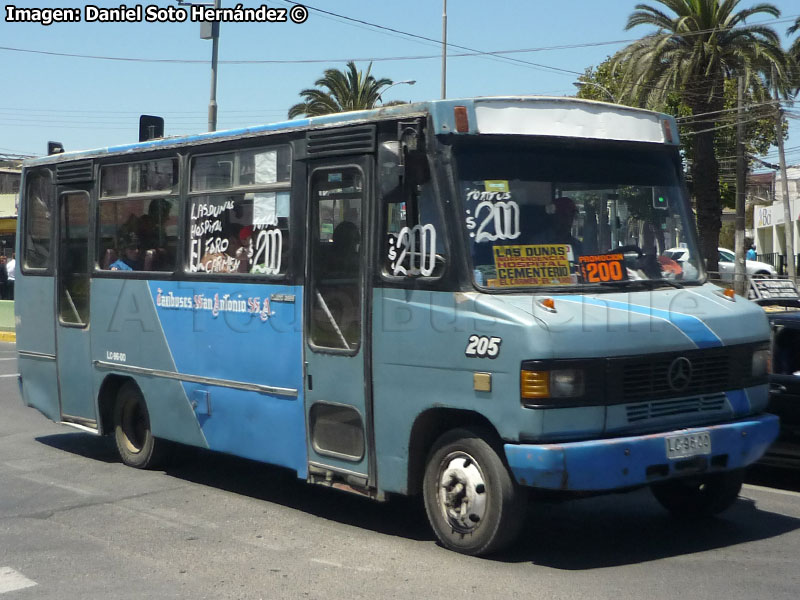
577 56 781 209
609 0 785 271
288 61 392 119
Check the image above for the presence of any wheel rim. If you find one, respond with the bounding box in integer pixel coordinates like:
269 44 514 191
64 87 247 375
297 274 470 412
436 451 488 534
120 396 147 455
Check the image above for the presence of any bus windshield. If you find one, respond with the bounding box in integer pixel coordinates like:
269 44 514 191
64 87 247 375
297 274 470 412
455 139 703 290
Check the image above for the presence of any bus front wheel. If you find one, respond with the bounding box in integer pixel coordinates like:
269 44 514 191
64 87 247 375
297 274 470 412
113 382 165 469
650 470 744 517
422 428 526 556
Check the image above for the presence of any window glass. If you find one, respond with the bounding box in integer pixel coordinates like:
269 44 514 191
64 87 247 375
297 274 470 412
187 192 290 275
23 169 53 270
59 193 90 325
455 140 702 289
238 147 291 186
384 155 446 278
98 197 178 271
191 153 235 191
310 168 362 350
101 159 177 197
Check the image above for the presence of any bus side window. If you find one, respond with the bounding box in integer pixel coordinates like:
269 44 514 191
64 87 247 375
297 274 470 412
98 197 178 272
384 155 446 279
22 169 54 271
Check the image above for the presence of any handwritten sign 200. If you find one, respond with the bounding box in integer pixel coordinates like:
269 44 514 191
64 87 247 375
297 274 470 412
389 224 437 276
251 227 282 275
466 200 521 243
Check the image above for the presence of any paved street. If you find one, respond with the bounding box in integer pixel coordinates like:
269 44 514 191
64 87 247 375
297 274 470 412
1 341 800 599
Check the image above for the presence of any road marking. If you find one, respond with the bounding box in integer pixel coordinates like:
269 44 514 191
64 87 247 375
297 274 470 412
0 374 19 378
744 483 800 498
310 558 383 573
0 567 37 594
0 358 17 361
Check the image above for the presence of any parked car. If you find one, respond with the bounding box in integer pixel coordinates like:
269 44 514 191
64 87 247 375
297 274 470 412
664 247 777 280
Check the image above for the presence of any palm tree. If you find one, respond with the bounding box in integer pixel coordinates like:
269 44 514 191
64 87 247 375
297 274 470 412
288 62 392 119
615 0 785 272
789 18 800 90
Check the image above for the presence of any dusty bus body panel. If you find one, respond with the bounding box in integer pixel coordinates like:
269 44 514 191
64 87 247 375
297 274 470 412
14 96 778 555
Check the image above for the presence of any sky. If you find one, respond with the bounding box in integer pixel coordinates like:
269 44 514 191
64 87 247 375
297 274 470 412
2 0 800 164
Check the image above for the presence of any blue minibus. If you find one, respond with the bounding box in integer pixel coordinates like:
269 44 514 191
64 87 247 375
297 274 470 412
15 97 778 555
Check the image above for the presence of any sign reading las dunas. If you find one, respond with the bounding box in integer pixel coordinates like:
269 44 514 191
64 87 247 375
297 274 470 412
4 4 309 26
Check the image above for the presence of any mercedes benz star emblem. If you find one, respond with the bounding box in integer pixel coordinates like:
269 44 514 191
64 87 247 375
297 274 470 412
668 357 693 392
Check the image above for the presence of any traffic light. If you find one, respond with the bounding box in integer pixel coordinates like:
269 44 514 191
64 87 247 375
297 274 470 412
652 188 669 210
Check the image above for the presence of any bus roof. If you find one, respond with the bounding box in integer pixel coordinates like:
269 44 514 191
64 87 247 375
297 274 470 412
23 96 678 168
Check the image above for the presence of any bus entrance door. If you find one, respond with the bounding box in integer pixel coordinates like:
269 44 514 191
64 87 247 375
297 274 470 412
55 191 96 428
304 160 373 489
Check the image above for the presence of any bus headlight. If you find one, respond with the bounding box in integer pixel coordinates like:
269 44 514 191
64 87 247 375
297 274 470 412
550 369 585 397
752 348 770 378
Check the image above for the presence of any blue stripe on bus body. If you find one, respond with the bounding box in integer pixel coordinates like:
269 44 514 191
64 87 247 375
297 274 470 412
147 281 308 477
558 295 723 349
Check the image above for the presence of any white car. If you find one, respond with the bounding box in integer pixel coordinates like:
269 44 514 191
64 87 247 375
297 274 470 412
664 247 777 281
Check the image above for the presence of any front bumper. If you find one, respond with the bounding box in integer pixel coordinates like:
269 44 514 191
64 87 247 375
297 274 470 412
504 413 779 491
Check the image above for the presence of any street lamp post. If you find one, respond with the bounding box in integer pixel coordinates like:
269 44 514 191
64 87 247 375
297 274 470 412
441 0 447 99
378 80 416 104
178 0 221 132
208 0 220 132
573 81 617 103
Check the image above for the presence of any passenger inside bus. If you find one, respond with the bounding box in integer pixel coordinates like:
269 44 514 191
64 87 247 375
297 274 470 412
328 221 360 276
550 197 583 255
109 232 142 271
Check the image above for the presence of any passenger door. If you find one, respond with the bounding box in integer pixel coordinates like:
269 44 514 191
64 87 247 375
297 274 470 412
304 158 373 487
55 190 96 427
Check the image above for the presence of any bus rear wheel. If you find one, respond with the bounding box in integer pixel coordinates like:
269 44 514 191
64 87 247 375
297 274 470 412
113 382 165 469
650 470 744 517
422 428 526 556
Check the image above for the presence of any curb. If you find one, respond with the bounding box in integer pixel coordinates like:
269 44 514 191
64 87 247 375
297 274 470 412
0 331 16 343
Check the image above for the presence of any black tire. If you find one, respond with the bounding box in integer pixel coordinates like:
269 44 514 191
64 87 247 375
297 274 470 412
422 428 527 556
650 470 744 518
113 381 165 469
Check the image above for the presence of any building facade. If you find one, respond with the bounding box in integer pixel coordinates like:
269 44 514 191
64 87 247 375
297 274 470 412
752 167 800 274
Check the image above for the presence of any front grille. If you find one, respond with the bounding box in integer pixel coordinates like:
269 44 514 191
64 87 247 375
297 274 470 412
520 343 764 408
626 393 727 423
606 344 759 405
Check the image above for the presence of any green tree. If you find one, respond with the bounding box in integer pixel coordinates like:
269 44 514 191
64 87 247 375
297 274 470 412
613 0 785 271
288 61 392 119
789 18 800 90
578 57 780 209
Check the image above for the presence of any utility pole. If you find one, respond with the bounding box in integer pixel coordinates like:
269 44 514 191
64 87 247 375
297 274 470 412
179 0 221 132
734 76 747 295
441 0 447 99
208 0 221 132
774 66 796 281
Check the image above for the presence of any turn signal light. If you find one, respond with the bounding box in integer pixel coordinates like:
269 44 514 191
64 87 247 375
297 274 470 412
521 370 549 399
724 288 736 299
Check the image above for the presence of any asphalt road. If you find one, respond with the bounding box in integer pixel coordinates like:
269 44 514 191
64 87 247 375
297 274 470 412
1 341 799 599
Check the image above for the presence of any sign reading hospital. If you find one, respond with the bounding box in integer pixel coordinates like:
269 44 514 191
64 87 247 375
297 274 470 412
490 244 573 287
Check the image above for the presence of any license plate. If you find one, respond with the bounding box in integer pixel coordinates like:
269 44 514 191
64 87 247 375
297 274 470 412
665 431 711 460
